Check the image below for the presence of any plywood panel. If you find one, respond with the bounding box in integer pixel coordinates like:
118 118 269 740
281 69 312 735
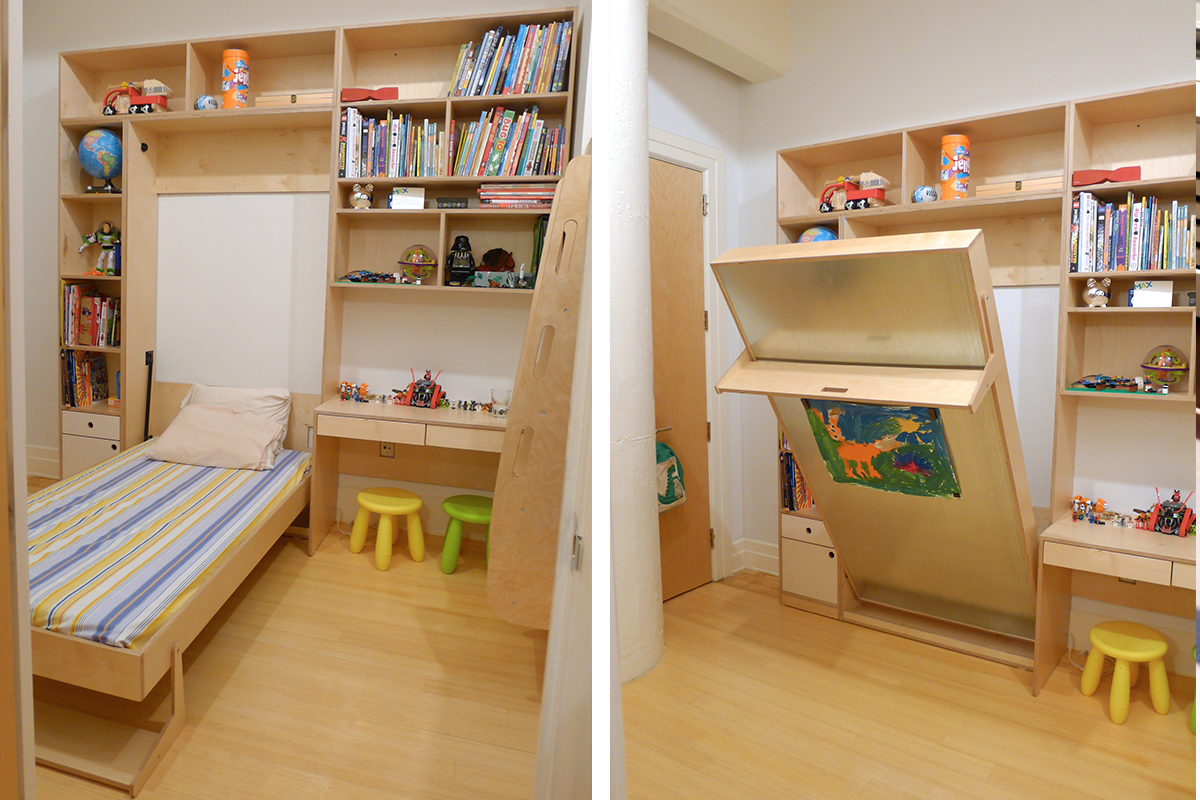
154 128 330 194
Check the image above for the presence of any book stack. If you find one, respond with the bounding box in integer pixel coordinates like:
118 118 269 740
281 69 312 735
478 183 556 210
451 106 564 177
448 20 573 98
60 350 109 408
338 109 444 179
1070 191 1194 272
63 284 120 347
779 451 816 512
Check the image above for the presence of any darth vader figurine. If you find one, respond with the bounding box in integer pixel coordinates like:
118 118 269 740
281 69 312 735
446 235 476 286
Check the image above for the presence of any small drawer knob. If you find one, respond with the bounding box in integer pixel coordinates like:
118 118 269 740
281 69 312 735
87 422 94 428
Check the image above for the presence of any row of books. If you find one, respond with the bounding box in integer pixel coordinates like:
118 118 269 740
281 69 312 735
339 108 444 179
780 451 816 512
448 20 573 98
60 350 109 408
63 285 120 348
530 214 550 273
478 183 556 210
452 106 564 177
1070 192 1194 272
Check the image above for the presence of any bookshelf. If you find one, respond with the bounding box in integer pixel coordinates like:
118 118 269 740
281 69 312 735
55 10 577 479
777 425 841 617
772 82 1195 635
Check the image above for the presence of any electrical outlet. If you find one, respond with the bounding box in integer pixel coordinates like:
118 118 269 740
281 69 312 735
380 442 395 458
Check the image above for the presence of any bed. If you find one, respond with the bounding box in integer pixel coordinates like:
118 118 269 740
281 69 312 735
30 386 315 795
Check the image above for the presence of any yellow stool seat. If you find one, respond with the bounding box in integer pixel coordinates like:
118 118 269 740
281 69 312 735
349 487 424 570
1080 620 1171 724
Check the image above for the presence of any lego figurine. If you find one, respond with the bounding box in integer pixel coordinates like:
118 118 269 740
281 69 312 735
79 221 120 275
446 235 476 286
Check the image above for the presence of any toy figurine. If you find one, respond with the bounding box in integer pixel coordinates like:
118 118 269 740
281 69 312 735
446 235 476 286
398 369 444 408
78 221 120 275
350 183 374 209
1147 488 1195 537
339 381 353 401
1083 277 1110 308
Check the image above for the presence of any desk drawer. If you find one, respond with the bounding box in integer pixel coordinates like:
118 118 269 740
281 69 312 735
1043 541 1172 586
1171 562 1196 590
425 425 504 453
316 414 425 446
62 410 120 440
781 514 833 547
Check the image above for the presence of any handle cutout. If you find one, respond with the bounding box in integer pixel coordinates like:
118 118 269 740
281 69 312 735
533 325 555 379
554 220 578 275
513 426 534 477
821 387 849 393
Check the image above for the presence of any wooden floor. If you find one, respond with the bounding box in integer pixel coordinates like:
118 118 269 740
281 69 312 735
35 522 547 799
622 571 1196 800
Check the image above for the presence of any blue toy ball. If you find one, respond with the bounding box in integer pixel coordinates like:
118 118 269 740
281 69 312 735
912 185 939 203
194 94 218 111
798 226 837 243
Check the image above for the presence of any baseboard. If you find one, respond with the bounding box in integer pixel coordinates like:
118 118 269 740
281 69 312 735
26 446 59 480
1070 597 1195 676
732 537 778 576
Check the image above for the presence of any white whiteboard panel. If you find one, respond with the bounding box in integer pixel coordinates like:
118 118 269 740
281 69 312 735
156 194 327 393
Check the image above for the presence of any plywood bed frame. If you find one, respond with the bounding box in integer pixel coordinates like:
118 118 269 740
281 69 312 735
32 385 317 795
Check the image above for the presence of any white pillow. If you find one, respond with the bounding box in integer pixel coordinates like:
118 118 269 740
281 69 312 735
180 384 291 453
147 404 284 470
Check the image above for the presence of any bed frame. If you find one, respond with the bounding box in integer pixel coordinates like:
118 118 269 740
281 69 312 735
32 386 317 795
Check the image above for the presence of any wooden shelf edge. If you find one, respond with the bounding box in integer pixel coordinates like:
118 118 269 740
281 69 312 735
61 403 121 416
1059 387 1195 403
781 509 821 520
1065 306 1196 315
1066 269 1196 280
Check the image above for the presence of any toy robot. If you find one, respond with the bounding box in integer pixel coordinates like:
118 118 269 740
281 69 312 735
79 221 120 275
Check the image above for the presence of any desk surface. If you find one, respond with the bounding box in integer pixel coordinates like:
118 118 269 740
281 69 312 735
1040 512 1195 565
314 398 507 432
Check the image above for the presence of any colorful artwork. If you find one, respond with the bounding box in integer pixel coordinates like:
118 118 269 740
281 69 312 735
804 399 961 499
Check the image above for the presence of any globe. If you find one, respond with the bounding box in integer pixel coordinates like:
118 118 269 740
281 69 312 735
798 226 836 243
78 129 122 192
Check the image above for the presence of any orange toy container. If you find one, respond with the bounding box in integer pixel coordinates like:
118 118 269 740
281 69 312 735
221 49 249 109
940 134 970 200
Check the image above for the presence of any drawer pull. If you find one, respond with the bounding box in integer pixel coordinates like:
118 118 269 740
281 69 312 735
110 444 118 451
87 422 94 428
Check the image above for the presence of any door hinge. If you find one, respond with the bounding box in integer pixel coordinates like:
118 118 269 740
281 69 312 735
710 528 715 549
702 193 708 216
707 421 711 441
703 309 708 331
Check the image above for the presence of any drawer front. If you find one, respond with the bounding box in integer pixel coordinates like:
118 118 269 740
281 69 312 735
1042 541 1172 586
780 514 834 547
1171 562 1196 590
62 434 120 478
62 410 121 440
425 425 505 453
317 414 425 446
780 539 839 605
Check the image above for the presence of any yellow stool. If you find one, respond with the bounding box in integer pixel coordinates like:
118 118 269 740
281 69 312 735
349 487 424 570
1080 620 1170 724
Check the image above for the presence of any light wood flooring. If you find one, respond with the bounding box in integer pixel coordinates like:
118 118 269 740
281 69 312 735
34 517 547 799
622 571 1196 800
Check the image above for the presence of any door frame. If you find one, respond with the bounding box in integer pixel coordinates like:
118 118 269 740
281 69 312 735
648 128 731 582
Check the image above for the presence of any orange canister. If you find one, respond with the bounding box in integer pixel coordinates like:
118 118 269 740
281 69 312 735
221 49 249 109
940 134 970 200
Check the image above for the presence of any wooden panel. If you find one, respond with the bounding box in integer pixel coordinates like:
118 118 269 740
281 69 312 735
650 157 711 601
780 514 833 548
780 540 838 604
154 127 330 194
842 601 1034 670
1042 541 1172 585
30 630 144 702
336 438 500 492
1070 570 1194 619
1172 561 1196 590
648 0 788 83
61 410 120 439
489 155 589 629
425 424 504 453
121 122 159 450
316 413 425 446
1032 556 1071 696
151 382 319 453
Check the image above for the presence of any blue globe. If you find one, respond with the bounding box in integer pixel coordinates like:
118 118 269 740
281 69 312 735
798 226 837 243
78 129 122 181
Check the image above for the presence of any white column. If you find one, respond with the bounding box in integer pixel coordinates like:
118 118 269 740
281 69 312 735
601 0 664 683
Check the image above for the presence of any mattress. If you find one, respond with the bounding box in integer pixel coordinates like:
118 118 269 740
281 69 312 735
28 441 310 650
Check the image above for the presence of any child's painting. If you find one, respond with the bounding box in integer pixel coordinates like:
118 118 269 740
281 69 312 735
803 399 961 499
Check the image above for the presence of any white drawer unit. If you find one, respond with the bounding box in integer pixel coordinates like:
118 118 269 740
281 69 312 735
781 513 834 548
780 539 839 605
61 410 122 478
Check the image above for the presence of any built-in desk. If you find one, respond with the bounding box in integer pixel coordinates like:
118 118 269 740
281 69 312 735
1033 514 1196 694
308 399 508 554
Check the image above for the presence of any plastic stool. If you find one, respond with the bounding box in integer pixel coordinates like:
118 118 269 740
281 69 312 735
441 495 493 574
350 487 424 570
1080 620 1170 724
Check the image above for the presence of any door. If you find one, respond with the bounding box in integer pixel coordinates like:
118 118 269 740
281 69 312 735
649 157 711 601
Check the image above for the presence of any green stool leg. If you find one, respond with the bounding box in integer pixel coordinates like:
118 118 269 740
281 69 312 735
350 507 371 554
442 518 464 574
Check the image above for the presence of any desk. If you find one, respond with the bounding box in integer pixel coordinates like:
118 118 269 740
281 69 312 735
1033 513 1196 694
308 399 507 554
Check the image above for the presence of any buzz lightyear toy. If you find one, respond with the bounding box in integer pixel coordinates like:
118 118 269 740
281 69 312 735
79 221 120 275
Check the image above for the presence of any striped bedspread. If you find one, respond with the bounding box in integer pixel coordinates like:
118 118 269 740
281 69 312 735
28 441 310 650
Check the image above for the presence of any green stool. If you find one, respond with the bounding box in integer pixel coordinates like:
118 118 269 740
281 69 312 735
441 495 493 574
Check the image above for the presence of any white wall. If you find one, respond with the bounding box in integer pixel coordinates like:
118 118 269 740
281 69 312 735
23 0 582 475
703 0 1195 555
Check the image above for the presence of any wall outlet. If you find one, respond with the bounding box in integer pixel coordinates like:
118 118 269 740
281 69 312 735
380 442 395 458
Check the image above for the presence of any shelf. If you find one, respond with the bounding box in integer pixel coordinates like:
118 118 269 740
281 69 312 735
128 106 333 133
782 508 822 521
60 274 121 283
60 402 120 417
62 345 119 354
336 207 549 217
60 193 122 204
1066 307 1195 316
337 175 560 188
331 281 535 297
779 192 1062 230
1060 387 1194 404
449 92 570 116
1066 269 1196 281
1070 176 1194 199
1041 511 1195 564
